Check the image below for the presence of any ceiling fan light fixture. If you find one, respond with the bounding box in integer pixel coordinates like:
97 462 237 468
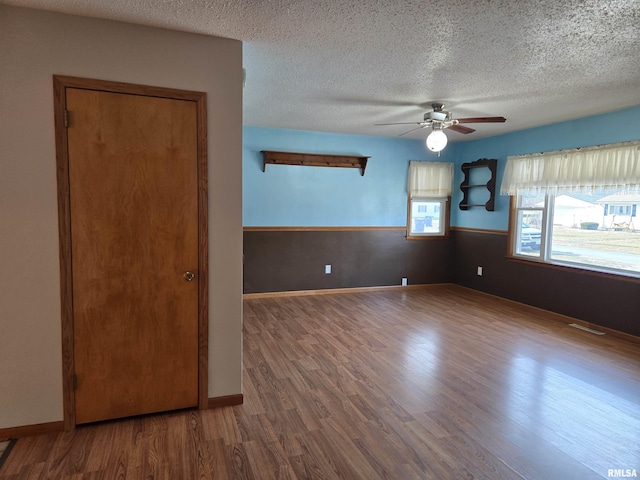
426 129 448 152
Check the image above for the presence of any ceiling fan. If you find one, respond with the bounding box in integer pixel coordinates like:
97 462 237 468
375 103 506 152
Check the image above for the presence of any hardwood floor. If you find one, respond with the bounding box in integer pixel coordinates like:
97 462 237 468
2 285 639 479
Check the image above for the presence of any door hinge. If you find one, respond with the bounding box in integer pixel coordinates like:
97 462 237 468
72 374 78 391
64 110 69 128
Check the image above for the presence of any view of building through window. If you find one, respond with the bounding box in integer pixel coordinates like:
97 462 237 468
514 191 640 275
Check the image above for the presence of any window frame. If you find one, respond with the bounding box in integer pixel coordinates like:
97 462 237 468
508 195 640 280
509 194 549 261
406 196 450 239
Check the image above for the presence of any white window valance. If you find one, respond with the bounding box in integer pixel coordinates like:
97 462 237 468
407 161 453 198
500 140 640 196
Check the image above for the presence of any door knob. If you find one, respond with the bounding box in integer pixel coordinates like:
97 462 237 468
183 271 195 282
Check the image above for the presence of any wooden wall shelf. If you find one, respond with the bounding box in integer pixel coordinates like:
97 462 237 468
459 158 497 211
261 151 370 176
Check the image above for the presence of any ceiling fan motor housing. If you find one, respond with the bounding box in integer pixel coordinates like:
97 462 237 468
425 111 448 122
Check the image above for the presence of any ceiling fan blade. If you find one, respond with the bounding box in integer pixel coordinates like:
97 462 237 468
448 124 476 134
375 122 423 126
456 117 506 124
398 126 426 137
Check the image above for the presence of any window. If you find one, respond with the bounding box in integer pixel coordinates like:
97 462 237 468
407 161 453 238
512 193 546 258
503 141 640 277
511 191 640 275
409 198 446 235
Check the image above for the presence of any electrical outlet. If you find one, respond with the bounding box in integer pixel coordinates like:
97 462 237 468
325 264 331 274
401 277 408 286
477 266 483 276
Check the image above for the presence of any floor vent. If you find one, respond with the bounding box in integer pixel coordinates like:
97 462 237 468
569 323 605 335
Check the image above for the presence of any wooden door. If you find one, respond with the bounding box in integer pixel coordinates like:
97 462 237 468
65 87 200 424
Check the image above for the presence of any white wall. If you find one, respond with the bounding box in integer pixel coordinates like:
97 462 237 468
0 5 243 429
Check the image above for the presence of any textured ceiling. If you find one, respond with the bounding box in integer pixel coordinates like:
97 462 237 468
5 0 640 141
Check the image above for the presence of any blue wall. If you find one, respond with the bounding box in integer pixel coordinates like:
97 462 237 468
243 106 640 228
452 106 640 231
243 126 454 226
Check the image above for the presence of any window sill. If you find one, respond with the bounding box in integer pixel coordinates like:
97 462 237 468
406 233 450 240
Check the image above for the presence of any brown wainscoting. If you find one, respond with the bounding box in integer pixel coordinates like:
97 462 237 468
451 226 508 235
207 394 243 409
452 228 640 337
243 227 453 294
0 421 64 441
